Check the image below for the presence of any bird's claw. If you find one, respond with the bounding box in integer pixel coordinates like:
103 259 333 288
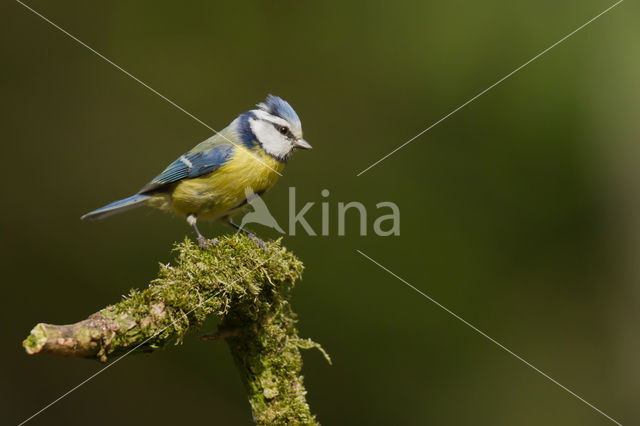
197 236 219 249
246 233 267 250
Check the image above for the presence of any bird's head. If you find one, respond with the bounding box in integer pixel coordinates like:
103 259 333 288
240 94 311 161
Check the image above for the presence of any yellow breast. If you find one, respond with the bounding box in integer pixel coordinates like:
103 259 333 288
169 146 285 219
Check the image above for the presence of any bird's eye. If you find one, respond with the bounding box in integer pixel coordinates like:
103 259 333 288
279 126 288 135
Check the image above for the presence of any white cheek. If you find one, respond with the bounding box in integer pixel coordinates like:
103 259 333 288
250 119 292 158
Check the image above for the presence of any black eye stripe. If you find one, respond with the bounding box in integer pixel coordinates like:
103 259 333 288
272 122 293 138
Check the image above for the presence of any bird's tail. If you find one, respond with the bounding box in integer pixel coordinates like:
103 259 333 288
81 194 150 220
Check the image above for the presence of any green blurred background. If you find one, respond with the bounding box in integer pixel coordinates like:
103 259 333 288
2 0 639 424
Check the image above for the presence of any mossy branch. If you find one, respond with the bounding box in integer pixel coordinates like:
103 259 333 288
23 235 329 425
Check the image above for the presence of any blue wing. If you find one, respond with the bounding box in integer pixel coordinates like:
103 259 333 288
138 144 234 194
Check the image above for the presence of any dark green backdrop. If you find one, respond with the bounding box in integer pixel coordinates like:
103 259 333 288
3 1 639 425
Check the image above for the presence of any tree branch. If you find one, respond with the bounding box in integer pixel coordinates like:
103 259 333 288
23 235 329 424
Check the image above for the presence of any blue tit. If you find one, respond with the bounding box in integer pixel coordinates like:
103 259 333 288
81 94 311 247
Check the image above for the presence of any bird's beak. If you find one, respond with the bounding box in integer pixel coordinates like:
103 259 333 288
294 139 312 150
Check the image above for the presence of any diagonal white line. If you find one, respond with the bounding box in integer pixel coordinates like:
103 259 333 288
14 0 283 176
356 0 624 176
18 252 280 426
356 249 623 425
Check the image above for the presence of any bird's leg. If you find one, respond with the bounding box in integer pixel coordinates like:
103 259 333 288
187 214 218 248
227 219 266 249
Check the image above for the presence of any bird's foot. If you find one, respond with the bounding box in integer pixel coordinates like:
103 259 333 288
197 236 219 249
246 232 267 250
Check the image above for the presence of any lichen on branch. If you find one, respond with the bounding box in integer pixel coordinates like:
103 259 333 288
23 235 328 424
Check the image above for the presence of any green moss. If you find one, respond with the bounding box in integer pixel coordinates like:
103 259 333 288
24 234 327 424
91 234 304 357
23 324 47 354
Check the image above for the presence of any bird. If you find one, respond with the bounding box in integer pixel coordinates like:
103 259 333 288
81 94 311 248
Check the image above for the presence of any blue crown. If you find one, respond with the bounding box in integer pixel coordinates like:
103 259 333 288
257 94 300 127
